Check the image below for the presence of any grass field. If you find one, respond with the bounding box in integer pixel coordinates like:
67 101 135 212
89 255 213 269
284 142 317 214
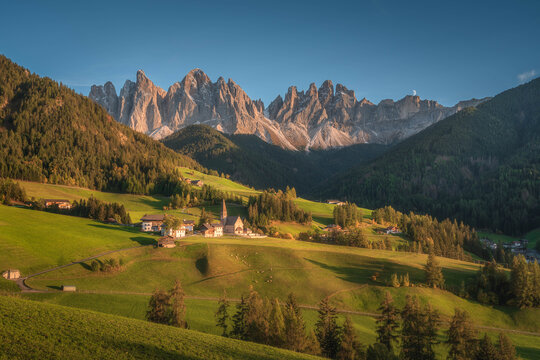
478 228 540 250
0 205 157 275
0 295 319 360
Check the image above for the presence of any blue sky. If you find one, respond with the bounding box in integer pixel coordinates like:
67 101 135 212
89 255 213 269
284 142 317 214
1 0 539 106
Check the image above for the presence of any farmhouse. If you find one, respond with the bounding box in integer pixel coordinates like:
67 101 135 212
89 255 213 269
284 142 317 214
2 269 20 280
191 180 204 187
157 236 176 248
201 223 223 237
326 200 345 206
140 214 165 232
43 199 72 209
221 199 244 234
323 224 342 232
385 226 401 234
183 220 195 232
161 225 186 238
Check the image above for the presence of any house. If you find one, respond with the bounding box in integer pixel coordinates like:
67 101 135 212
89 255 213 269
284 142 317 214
140 214 166 232
323 224 342 232
62 285 76 292
183 220 195 232
157 236 176 248
2 269 20 280
201 223 223 237
221 199 244 235
43 199 72 209
326 200 345 206
385 226 401 234
161 225 186 238
184 178 192 184
191 180 204 187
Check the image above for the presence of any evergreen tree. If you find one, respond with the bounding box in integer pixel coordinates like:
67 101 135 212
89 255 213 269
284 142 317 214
169 279 187 328
366 343 399 360
231 295 249 340
446 309 477 360
146 289 170 324
215 289 230 336
316 297 342 359
425 251 445 288
245 286 270 343
497 332 516 360
391 273 400 287
511 255 533 308
283 293 308 352
400 295 439 360
375 291 399 353
268 298 286 346
474 334 499 360
337 316 365 360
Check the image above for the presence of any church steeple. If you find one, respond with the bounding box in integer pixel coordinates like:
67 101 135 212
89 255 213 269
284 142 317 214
221 199 227 223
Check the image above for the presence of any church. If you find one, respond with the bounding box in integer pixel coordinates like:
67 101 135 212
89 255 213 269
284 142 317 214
221 199 245 235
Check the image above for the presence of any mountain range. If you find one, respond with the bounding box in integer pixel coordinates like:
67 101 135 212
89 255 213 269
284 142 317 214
89 69 488 150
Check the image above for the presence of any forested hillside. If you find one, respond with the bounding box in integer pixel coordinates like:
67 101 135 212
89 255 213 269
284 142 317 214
162 125 388 193
0 55 201 194
320 78 540 235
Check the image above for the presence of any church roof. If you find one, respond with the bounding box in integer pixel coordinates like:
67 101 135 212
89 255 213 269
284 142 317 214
224 216 242 226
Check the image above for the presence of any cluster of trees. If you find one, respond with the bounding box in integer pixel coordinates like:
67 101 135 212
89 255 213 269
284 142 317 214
35 196 132 224
322 78 540 236
0 178 27 205
333 202 361 228
0 55 203 196
297 229 388 249
146 280 187 328
90 258 124 273
463 256 540 308
373 206 480 261
247 189 311 229
374 292 517 360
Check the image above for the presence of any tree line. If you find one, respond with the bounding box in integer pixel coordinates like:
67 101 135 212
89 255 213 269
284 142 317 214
333 202 361 228
247 189 311 229
0 178 27 205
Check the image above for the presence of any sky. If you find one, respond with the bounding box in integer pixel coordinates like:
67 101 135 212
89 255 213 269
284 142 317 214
1 0 539 106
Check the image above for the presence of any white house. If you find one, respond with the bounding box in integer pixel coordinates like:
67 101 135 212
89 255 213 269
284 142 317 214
161 225 186 238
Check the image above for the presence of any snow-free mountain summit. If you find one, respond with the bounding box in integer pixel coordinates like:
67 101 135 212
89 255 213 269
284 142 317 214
89 69 488 150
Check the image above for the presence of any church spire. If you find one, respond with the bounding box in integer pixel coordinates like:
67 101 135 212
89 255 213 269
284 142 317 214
221 199 227 222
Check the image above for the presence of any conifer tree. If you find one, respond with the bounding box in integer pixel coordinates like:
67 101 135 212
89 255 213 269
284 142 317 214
511 255 533 308
366 343 399 360
316 297 342 359
215 289 230 336
169 279 187 328
446 309 477 360
337 316 365 360
474 334 498 360
425 251 445 288
268 298 286 346
375 291 399 353
400 295 439 360
391 273 400 287
283 293 308 352
231 295 248 340
497 332 517 360
146 289 170 324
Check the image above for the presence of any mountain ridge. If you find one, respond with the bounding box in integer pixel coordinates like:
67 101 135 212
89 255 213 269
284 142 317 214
90 69 489 150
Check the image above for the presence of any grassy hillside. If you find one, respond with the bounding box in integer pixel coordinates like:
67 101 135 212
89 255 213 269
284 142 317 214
0 205 156 274
0 295 318 360
162 124 388 194
320 77 540 236
0 55 201 194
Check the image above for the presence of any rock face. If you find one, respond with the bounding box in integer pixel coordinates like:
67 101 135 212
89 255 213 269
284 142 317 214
89 70 488 150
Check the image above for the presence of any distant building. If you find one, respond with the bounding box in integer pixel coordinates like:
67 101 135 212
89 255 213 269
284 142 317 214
191 180 204 187
140 214 166 232
2 269 20 280
62 285 76 292
183 220 195 232
385 226 401 234
326 200 345 206
323 224 342 232
161 225 186 238
221 199 244 234
157 236 176 248
201 223 223 237
43 199 72 209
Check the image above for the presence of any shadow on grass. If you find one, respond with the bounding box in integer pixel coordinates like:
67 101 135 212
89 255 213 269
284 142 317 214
47 285 63 291
88 223 144 234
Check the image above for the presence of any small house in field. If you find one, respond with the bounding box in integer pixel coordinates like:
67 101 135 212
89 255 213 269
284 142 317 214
157 236 176 248
326 200 345 206
183 220 195 232
191 180 204 187
140 214 166 232
184 178 192 184
385 226 401 234
323 224 342 232
62 285 76 292
2 269 20 280
161 225 186 238
43 199 72 209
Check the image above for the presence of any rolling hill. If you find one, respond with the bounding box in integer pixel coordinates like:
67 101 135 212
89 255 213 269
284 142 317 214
161 125 388 194
0 296 319 360
320 77 540 236
0 55 201 194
